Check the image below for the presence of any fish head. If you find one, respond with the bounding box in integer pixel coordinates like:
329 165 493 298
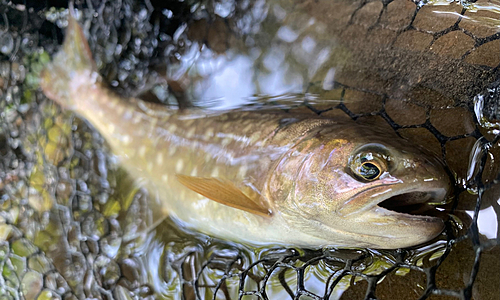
269 123 451 249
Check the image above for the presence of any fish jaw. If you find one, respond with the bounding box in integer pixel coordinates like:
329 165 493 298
349 183 448 248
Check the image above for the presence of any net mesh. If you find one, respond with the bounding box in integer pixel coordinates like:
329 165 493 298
0 0 499 299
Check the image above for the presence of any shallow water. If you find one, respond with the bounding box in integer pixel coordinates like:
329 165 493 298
0 0 499 299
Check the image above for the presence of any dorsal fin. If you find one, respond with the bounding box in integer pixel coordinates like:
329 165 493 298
176 175 272 217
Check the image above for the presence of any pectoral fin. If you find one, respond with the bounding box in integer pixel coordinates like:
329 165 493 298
176 175 272 217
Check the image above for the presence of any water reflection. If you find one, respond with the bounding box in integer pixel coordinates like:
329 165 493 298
198 55 257 109
467 206 498 239
466 183 500 240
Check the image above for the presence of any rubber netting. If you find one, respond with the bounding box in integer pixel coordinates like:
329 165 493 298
0 0 499 299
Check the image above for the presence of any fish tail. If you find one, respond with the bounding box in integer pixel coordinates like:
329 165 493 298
40 12 98 109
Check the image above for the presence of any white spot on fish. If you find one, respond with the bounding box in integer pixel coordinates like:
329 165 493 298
205 128 214 139
186 128 196 138
221 138 231 146
139 145 147 158
156 153 163 165
108 124 115 134
161 174 169 182
168 124 177 133
176 159 184 173
147 162 153 172
190 167 198 176
98 110 104 118
211 166 219 177
238 165 248 178
121 135 131 145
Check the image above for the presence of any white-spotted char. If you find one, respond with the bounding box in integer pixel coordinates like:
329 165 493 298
40 15 451 249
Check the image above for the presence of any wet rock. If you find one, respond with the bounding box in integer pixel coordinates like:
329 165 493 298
429 106 475 137
28 254 53 274
21 271 43 300
0 32 14 55
393 30 433 51
81 211 109 241
465 40 500 68
114 285 134 300
44 272 70 295
398 127 442 156
352 1 383 28
94 255 121 289
0 224 14 242
461 1 500 38
120 258 140 284
343 90 384 115
385 98 427 126
413 3 462 33
12 238 38 257
379 0 416 31
36 289 62 300
430 31 475 59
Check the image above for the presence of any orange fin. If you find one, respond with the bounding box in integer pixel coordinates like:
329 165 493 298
176 175 272 217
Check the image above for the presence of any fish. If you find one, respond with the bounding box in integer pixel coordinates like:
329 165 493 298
40 15 451 249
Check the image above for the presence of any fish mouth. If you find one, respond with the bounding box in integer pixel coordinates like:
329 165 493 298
373 186 448 220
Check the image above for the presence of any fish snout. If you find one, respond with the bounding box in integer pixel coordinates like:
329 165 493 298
415 155 452 195
397 151 451 194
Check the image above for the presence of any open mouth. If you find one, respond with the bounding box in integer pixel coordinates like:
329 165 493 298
376 190 447 217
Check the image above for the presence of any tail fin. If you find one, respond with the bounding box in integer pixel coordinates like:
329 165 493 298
40 12 98 109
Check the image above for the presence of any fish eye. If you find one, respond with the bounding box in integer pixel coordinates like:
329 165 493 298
350 150 388 182
358 161 382 181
